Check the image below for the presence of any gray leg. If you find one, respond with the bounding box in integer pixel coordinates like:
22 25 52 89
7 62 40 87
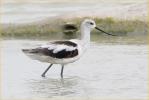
61 65 64 78
41 64 53 77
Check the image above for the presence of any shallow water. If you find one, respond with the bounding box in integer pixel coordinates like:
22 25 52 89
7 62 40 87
1 40 148 99
1 0 147 24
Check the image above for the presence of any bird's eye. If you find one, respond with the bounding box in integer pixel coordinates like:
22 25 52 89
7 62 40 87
90 22 94 25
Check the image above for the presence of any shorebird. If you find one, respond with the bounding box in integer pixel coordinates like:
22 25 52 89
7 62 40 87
22 19 115 78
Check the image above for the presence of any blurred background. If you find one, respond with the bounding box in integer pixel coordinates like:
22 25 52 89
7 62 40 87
0 0 148 44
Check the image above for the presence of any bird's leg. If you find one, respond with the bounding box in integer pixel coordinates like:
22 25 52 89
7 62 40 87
61 65 64 78
41 64 53 77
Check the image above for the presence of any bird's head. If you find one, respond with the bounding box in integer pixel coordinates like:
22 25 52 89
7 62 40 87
82 19 96 29
82 19 116 36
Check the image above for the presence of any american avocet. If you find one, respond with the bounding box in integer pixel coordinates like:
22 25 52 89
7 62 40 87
22 19 115 78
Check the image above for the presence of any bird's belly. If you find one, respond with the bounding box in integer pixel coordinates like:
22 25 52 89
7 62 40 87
51 56 80 64
27 54 80 64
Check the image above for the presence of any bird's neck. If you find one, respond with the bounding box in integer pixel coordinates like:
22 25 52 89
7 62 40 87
80 25 91 50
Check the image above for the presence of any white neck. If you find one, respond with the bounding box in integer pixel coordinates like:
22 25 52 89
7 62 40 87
80 24 91 50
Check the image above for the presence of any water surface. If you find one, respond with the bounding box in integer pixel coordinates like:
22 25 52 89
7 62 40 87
1 0 147 24
1 40 148 99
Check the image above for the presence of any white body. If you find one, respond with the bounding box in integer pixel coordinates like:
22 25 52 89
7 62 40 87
23 19 96 65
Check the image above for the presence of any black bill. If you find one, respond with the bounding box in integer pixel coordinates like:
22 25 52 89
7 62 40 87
95 27 116 36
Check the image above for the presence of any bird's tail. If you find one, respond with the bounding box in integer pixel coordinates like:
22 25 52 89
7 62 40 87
22 49 31 54
22 48 40 60
22 48 48 63
22 48 40 53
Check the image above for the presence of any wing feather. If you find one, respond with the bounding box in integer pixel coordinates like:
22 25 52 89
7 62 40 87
23 40 79 59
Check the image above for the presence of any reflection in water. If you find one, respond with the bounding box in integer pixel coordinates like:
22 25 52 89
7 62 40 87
27 77 81 98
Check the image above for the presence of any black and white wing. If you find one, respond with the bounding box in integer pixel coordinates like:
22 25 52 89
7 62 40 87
22 41 79 59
